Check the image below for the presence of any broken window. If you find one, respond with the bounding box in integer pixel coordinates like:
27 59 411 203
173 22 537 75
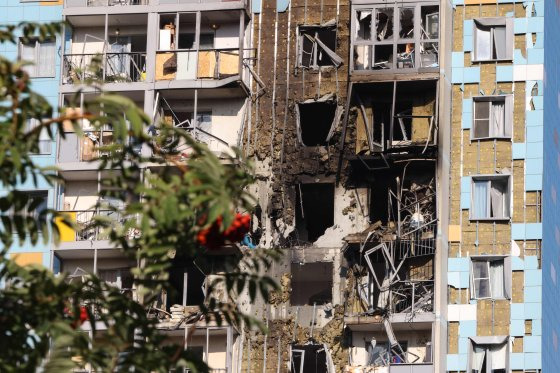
472 96 513 139
98 268 133 291
296 98 340 146
473 18 513 61
470 257 511 300
290 344 328 373
468 337 508 373
290 262 332 306
295 183 335 242
167 262 206 307
471 176 511 219
298 25 342 69
353 4 438 71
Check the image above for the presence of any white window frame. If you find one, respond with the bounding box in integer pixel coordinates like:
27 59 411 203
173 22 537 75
467 337 509 373
471 95 513 140
470 257 511 300
470 175 511 221
18 38 56 78
26 118 52 155
473 18 513 62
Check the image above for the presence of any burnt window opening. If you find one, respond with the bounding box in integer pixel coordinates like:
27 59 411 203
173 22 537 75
368 162 436 228
295 183 335 242
290 262 333 306
291 344 328 373
298 26 342 69
167 262 206 308
297 101 339 146
354 80 437 154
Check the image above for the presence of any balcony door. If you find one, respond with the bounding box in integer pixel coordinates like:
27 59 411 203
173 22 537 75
108 36 131 80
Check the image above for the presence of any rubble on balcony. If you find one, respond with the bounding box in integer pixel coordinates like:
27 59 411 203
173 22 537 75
341 165 436 371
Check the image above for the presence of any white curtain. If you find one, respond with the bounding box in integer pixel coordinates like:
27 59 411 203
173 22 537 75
490 182 504 218
490 101 505 137
38 41 55 77
490 342 507 370
475 25 491 60
474 181 489 218
490 261 505 299
493 26 507 59
471 345 486 372
20 42 36 76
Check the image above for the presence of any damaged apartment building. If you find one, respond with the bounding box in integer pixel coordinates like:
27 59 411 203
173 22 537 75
241 0 451 372
17 0 556 369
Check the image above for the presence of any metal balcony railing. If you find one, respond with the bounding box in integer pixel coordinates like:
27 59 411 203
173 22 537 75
394 222 437 260
64 209 124 241
390 280 434 314
62 53 146 85
155 48 240 81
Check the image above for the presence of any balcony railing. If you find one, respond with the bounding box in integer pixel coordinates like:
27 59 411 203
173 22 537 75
155 48 240 81
63 53 146 85
65 0 147 7
58 209 124 242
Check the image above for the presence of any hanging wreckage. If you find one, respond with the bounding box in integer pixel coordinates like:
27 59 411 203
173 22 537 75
339 78 438 372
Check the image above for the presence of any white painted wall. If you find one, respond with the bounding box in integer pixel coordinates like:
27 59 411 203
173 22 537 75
61 258 134 274
166 334 228 370
63 181 98 211
213 23 239 49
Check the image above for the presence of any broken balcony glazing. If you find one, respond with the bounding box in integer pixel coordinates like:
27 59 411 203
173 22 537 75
352 3 439 72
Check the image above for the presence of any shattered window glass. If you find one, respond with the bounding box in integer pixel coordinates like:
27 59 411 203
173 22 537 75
356 10 372 40
399 7 414 39
375 8 393 41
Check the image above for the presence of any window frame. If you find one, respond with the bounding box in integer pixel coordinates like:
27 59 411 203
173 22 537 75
472 17 513 63
471 95 513 140
350 2 440 73
18 38 56 78
467 337 510 373
296 25 338 70
470 175 511 221
470 256 511 300
26 118 52 155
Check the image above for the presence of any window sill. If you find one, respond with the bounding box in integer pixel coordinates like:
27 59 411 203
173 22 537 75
469 217 510 222
470 136 511 141
471 297 509 301
471 58 513 63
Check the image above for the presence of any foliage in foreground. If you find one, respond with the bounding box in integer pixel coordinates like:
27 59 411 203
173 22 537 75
0 22 279 372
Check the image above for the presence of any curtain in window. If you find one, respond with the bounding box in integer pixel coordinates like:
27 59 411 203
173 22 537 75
490 181 504 218
490 101 505 137
471 345 486 372
475 25 491 60
489 342 507 370
490 261 505 299
493 26 507 59
21 42 36 76
473 180 488 218
37 41 55 77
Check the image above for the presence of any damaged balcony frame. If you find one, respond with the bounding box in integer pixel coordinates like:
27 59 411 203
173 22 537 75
296 19 343 70
351 0 439 73
348 79 439 159
155 9 248 84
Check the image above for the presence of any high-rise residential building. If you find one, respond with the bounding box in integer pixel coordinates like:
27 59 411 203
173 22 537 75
445 0 544 371
54 0 251 370
4 0 62 268
12 0 557 370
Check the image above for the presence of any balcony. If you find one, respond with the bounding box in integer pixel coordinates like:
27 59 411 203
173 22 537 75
57 209 124 242
155 48 240 82
62 52 147 85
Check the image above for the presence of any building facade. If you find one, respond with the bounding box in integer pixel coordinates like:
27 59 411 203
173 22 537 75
446 0 544 372
4 0 62 268
10 0 557 370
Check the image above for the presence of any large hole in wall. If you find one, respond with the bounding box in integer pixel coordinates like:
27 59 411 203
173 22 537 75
297 101 338 146
290 262 333 306
295 183 335 242
368 161 435 226
291 344 328 373
167 262 206 308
